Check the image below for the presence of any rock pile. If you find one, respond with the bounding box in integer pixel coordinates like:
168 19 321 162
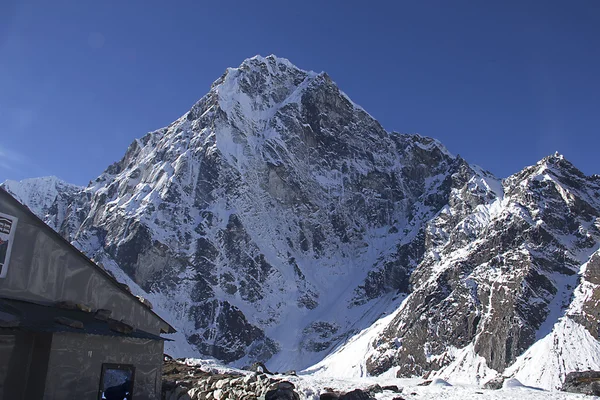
161 360 404 400
162 360 300 400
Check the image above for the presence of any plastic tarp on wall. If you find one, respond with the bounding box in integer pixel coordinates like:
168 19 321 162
0 189 173 336
0 334 17 396
44 332 163 400
0 331 51 400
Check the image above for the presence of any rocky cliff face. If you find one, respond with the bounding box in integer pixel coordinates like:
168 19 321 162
313 154 600 389
1 176 85 236
3 55 599 388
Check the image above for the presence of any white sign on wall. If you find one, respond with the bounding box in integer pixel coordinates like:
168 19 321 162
0 212 18 278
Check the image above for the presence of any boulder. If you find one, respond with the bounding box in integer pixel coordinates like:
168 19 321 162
119 282 132 293
108 319 134 334
54 316 84 329
483 377 505 390
76 303 92 312
265 387 300 400
251 362 273 374
56 300 77 310
562 371 600 396
136 295 154 309
381 385 401 393
276 381 295 390
339 389 374 400
365 384 383 394
94 308 112 321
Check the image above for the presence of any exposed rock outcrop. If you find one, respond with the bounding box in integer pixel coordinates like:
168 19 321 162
561 371 600 396
4 56 600 389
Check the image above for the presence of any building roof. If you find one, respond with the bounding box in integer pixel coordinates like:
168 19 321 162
0 188 176 334
0 297 171 341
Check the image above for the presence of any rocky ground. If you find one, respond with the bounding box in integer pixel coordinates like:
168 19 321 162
161 359 401 400
162 359 300 400
161 359 597 400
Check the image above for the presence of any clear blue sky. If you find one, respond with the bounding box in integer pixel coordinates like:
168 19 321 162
1 0 599 185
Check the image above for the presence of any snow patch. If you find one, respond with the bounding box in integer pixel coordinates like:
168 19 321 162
505 317 600 390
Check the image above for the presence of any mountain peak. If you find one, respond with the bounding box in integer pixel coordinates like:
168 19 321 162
541 151 565 164
1 176 83 228
224 54 315 83
204 55 321 131
9 55 600 389
2 175 82 193
535 152 587 179
241 54 304 71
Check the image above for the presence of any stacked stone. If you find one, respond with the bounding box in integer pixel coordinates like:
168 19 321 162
162 360 300 400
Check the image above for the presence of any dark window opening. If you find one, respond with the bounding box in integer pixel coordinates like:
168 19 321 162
99 363 135 400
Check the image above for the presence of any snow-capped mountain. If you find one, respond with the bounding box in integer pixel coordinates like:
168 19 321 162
309 154 600 390
2 176 84 234
3 55 599 390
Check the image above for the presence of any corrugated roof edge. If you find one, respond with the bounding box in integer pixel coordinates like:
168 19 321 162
0 187 177 334
0 297 173 341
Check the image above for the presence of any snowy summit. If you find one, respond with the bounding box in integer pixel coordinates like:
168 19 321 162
3 55 600 396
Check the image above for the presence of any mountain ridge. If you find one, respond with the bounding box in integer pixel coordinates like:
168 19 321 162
2 55 599 390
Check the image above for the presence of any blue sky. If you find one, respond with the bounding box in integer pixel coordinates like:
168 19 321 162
1 0 599 185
